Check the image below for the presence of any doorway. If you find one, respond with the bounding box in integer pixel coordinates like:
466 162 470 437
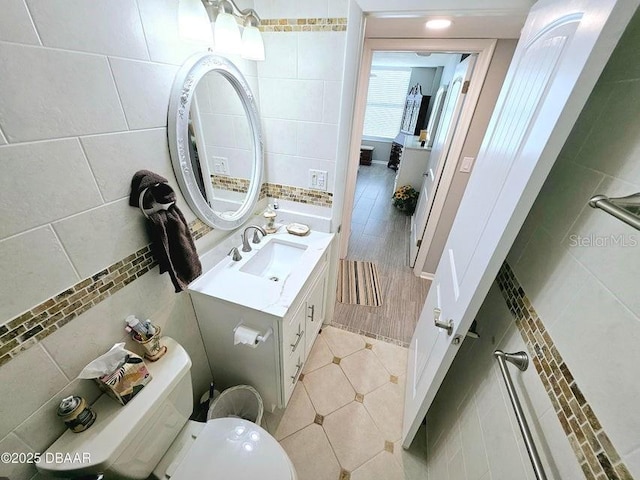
333 39 498 344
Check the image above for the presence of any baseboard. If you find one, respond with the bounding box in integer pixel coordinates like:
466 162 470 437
371 160 387 165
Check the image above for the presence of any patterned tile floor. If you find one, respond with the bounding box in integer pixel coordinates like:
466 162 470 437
263 326 428 480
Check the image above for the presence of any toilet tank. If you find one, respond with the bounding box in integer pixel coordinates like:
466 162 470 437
37 337 193 480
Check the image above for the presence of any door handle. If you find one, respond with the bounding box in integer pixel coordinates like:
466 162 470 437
423 171 429 177
307 304 315 322
434 308 454 336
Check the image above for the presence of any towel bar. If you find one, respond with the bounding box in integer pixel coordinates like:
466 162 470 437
589 193 640 231
494 350 548 480
138 185 175 219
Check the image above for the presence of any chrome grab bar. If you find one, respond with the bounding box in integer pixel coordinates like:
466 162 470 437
494 350 548 480
589 193 640 231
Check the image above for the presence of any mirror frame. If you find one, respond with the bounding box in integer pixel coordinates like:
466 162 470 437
168 53 264 231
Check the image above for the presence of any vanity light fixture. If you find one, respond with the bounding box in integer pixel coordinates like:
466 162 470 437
425 18 453 30
178 0 214 45
202 0 265 61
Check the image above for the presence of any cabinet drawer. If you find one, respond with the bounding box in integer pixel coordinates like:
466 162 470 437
305 271 327 357
282 302 305 360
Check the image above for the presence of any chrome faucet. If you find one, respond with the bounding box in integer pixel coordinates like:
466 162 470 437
228 247 242 261
241 225 267 252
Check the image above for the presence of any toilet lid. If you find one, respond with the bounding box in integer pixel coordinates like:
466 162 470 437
170 418 294 480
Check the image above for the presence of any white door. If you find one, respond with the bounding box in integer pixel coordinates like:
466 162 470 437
403 0 638 447
409 56 476 266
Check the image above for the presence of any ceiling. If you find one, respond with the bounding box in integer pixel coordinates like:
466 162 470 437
356 0 535 40
354 0 535 15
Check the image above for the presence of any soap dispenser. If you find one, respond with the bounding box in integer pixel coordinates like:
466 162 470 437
264 203 277 234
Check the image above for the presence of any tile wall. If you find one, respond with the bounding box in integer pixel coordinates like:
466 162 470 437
255 0 348 216
0 2 232 478
0 0 351 477
423 11 640 480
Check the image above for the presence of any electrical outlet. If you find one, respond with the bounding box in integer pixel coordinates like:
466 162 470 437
212 156 229 176
309 169 328 191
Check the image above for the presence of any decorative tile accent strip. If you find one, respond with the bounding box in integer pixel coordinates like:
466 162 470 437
189 218 213 240
496 262 634 480
210 177 333 207
211 175 250 193
0 220 211 368
259 17 347 32
329 322 409 348
263 182 333 207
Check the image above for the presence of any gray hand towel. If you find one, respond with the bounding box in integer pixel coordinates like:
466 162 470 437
130 170 202 292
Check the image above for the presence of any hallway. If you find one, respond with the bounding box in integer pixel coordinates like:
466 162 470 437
332 163 431 345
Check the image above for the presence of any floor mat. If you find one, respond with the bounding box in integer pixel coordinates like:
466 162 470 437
337 259 383 307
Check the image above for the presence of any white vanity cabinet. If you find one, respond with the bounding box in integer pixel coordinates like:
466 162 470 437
280 263 328 403
189 232 333 412
393 136 432 192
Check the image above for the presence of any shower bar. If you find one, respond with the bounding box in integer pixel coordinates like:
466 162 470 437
494 350 548 480
589 193 640 231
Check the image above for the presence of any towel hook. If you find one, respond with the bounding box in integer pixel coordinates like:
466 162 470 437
138 184 175 219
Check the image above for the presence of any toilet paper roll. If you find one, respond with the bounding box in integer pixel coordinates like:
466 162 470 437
234 325 261 348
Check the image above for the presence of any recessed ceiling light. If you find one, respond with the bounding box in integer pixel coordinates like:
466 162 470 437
425 19 452 30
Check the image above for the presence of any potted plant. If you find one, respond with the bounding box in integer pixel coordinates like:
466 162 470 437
392 185 419 215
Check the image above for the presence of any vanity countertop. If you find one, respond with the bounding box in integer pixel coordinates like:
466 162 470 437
188 229 334 318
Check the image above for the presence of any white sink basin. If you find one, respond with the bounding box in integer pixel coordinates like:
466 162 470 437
240 239 308 281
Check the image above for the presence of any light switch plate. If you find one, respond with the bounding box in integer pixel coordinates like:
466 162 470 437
460 156 475 173
212 156 229 176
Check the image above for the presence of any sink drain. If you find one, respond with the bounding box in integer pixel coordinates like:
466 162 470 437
269 276 280 282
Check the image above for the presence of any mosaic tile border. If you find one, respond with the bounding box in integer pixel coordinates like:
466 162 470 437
211 175 250 193
0 219 210 368
263 182 333 207
259 17 347 32
189 218 213 240
496 262 633 480
210 176 333 207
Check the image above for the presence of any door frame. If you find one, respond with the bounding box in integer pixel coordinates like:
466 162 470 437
338 37 497 262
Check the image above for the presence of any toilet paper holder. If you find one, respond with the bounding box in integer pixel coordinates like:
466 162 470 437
233 322 273 346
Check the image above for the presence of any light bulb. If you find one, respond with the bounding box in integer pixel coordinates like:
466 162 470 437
178 0 214 45
241 25 265 61
215 11 242 55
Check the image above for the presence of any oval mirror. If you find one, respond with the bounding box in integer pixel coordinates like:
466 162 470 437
168 53 263 230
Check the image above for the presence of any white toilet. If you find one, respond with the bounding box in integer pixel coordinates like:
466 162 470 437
37 337 297 480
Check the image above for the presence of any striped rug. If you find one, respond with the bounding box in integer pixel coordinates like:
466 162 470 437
337 260 383 307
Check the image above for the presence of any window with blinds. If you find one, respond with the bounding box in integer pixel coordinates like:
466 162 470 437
363 67 412 140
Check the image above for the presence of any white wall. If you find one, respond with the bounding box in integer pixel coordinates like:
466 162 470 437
425 11 640 479
255 1 348 204
0 2 236 478
408 67 437 96
361 139 392 162
0 1 352 478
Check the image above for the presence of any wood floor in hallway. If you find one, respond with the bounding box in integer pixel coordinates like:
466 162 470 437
332 163 431 346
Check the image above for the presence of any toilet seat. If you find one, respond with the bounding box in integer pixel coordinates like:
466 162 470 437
170 418 295 480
